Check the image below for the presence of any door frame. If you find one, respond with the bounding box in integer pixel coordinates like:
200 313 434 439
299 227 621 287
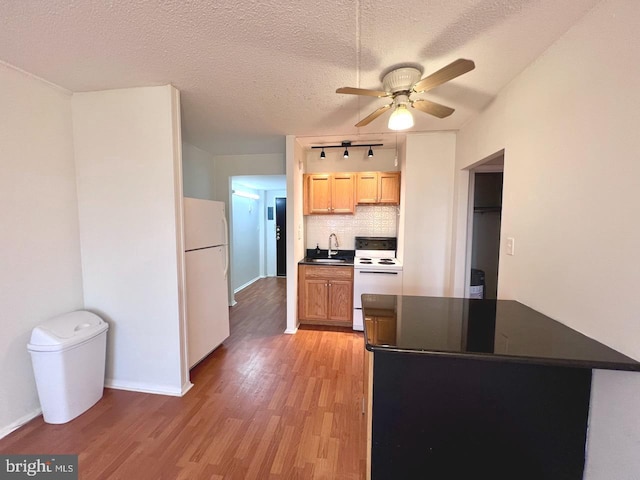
464 152 504 298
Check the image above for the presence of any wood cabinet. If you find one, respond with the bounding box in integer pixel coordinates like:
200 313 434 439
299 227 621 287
356 171 401 205
364 313 397 346
304 173 355 214
298 265 353 326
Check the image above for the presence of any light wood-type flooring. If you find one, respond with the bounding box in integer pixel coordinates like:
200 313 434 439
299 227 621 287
0 277 366 479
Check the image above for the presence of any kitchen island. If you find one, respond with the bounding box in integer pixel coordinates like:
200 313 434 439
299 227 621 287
362 295 640 480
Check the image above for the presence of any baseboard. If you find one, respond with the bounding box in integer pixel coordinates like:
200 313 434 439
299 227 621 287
0 408 42 440
181 381 194 396
105 379 183 397
284 326 298 334
233 276 262 294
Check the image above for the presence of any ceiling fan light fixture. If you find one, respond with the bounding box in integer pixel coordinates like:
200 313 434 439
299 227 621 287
388 104 414 131
368 147 374 158
320 148 326 159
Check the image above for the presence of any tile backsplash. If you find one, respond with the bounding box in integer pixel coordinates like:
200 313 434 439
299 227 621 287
305 205 399 249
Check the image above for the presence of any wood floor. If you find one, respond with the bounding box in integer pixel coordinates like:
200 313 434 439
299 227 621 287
0 277 367 479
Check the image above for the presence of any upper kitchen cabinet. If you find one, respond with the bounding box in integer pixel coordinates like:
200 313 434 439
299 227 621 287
356 172 401 205
304 173 355 215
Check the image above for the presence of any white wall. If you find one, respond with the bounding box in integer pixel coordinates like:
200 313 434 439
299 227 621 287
402 132 457 296
0 63 84 437
231 186 262 291
72 85 187 396
285 136 306 333
182 142 216 200
454 1 640 477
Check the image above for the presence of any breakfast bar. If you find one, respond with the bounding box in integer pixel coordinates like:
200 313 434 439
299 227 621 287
362 295 640 480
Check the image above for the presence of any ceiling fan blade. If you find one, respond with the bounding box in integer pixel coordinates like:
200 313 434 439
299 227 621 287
337 87 389 97
412 58 475 93
355 104 392 127
411 99 455 118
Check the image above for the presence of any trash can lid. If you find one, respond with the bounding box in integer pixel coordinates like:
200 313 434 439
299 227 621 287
28 311 108 352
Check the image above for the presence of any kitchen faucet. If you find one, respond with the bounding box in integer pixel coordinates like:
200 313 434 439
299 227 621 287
328 233 339 258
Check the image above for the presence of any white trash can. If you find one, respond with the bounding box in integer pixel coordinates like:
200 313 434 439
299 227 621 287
28 310 108 424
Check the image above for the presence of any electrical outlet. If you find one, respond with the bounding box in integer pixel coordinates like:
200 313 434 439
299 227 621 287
506 237 515 256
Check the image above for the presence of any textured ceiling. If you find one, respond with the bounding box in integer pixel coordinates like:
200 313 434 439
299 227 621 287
0 0 600 154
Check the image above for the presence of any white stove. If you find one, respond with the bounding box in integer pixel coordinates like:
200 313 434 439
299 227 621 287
353 237 403 331
354 254 403 270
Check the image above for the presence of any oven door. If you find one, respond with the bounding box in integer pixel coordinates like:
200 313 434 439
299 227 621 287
353 269 403 309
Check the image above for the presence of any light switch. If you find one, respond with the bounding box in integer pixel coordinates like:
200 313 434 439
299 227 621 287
506 237 515 256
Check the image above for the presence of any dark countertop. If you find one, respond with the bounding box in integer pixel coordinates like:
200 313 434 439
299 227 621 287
298 249 355 266
362 294 640 371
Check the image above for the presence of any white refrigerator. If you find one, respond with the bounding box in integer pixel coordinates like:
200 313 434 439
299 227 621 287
183 197 230 368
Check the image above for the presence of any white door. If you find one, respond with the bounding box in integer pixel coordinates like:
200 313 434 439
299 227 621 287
186 246 230 368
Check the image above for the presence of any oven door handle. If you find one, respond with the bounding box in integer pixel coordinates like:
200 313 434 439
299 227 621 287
358 271 399 275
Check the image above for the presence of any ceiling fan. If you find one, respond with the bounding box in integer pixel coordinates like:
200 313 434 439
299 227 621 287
336 58 475 131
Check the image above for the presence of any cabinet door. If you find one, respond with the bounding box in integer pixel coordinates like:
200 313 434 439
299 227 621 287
302 278 328 319
331 173 355 213
328 279 353 322
307 174 331 213
378 172 401 204
374 316 397 345
356 172 379 204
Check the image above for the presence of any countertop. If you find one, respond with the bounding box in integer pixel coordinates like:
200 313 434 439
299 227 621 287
362 294 640 371
298 249 355 266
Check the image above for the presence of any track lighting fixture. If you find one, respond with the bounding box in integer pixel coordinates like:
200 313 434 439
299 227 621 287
312 141 383 158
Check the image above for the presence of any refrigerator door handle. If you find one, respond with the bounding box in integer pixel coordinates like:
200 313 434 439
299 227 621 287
223 246 229 279
221 213 229 246
221 214 229 278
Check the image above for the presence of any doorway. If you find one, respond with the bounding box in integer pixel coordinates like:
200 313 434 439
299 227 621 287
229 175 286 298
466 152 504 299
275 197 287 277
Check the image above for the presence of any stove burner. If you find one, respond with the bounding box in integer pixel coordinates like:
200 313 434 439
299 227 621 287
359 257 372 261
359 260 373 264
378 259 396 264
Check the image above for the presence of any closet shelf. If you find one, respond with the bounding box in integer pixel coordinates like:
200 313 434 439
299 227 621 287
474 206 502 213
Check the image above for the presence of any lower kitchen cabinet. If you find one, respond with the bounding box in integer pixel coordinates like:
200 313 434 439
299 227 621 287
298 265 353 326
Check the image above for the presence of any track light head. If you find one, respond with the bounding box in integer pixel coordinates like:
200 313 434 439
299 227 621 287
343 148 349 159
367 147 374 158
320 148 326 159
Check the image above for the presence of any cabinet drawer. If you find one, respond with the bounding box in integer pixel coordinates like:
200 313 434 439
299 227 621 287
303 265 353 279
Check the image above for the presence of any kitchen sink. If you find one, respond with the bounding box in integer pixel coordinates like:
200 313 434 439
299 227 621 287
309 258 347 264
